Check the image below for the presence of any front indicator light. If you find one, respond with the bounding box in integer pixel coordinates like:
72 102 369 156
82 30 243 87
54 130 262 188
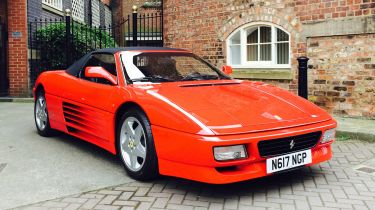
321 128 336 144
214 145 247 161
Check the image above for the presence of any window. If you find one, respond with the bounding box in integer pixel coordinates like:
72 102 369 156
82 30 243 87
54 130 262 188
104 6 112 27
80 53 117 85
92 0 100 27
121 52 227 83
72 0 85 22
42 0 63 11
227 23 290 68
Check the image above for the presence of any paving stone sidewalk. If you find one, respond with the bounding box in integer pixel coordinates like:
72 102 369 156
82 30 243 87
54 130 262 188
16 141 375 210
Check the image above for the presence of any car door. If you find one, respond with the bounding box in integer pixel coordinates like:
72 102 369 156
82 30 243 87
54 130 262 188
62 53 118 146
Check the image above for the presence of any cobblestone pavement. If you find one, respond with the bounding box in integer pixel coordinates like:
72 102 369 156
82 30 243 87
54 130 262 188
17 141 375 210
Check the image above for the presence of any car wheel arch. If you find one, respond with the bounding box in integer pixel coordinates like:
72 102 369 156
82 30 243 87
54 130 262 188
35 84 45 98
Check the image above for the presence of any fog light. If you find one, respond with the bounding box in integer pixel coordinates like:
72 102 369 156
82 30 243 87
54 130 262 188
214 145 247 161
321 128 336 144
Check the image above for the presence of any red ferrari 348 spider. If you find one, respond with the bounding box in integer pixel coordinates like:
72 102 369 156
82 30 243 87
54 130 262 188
33 47 336 184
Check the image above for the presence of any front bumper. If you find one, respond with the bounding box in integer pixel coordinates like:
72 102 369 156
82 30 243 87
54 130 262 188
152 119 336 184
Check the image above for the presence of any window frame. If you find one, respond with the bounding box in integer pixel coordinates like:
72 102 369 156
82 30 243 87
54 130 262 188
226 22 291 69
78 52 118 86
42 0 63 11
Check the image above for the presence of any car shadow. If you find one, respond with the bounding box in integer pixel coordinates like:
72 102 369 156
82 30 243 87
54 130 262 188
43 131 325 195
153 166 321 197
44 131 122 166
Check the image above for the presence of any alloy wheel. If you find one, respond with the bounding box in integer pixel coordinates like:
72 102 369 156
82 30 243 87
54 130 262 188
120 117 147 172
35 96 48 131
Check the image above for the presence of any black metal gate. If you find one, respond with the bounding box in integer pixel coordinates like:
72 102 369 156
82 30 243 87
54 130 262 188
124 12 163 47
28 10 163 89
0 22 8 96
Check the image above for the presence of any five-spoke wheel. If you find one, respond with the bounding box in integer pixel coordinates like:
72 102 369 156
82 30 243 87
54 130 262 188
35 95 48 131
117 108 158 180
120 117 147 172
34 90 54 136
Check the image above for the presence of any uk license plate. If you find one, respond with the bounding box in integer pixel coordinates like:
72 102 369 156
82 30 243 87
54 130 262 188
266 150 312 174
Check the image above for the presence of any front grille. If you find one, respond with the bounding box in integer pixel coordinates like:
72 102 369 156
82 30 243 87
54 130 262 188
258 131 322 157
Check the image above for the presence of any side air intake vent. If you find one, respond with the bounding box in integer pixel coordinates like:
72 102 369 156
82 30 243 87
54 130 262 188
62 102 96 133
62 101 107 143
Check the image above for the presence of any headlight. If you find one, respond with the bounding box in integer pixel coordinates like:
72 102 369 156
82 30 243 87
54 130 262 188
321 128 336 144
214 145 247 161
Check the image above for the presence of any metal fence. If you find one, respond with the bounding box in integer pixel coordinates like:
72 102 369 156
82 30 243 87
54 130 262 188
28 10 163 89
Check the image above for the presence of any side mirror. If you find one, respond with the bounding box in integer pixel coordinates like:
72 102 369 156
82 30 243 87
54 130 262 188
85 66 117 85
222 65 233 75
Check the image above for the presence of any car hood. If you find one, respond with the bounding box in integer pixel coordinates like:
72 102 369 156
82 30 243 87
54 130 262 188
137 80 332 135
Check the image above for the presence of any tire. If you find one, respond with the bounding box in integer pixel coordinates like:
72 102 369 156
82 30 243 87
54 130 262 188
34 90 54 137
117 108 159 181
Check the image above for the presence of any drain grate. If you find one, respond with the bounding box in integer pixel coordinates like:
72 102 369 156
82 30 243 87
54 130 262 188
354 165 375 175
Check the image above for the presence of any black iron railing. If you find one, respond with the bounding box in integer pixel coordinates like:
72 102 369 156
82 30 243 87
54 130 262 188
28 10 163 90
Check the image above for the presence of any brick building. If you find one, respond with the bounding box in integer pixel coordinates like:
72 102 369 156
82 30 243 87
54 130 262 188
0 0 28 96
110 0 162 46
0 0 113 96
163 0 375 118
111 0 161 20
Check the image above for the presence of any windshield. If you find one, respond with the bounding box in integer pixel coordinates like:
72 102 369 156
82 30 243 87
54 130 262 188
121 52 229 83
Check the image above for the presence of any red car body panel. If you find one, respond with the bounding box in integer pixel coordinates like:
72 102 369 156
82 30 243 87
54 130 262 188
33 49 336 184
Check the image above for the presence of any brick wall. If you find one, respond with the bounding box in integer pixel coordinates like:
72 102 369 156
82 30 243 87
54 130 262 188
101 0 111 6
112 0 161 24
120 0 147 16
163 0 375 118
8 0 28 96
293 0 375 21
308 34 375 117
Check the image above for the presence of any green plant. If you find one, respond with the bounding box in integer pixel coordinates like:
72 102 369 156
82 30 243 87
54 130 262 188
34 23 117 69
336 133 351 141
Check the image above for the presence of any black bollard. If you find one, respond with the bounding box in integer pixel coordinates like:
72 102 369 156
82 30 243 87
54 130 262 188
297 57 310 99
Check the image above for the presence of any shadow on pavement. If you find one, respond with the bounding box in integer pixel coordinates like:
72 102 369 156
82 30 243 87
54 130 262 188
47 131 322 196
155 167 317 197
50 131 122 165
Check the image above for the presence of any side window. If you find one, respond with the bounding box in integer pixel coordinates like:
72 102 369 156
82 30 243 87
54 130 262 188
80 53 117 85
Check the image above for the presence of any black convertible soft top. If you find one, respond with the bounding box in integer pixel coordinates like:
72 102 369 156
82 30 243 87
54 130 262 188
66 47 188 76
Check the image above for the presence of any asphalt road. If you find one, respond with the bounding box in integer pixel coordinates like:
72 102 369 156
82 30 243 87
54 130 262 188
0 103 132 209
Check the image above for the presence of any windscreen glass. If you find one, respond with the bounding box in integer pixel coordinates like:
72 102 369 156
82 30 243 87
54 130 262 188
121 52 227 83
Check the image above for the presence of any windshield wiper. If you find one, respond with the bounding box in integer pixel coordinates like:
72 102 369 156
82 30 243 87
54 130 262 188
130 76 173 83
181 74 220 81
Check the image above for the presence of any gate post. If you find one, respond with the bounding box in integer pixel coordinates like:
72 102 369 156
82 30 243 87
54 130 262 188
297 56 310 99
161 0 164 46
65 9 72 65
132 5 138 46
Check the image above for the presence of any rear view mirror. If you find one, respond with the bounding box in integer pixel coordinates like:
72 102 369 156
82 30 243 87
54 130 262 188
222 65 233 75
85 66 117 85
